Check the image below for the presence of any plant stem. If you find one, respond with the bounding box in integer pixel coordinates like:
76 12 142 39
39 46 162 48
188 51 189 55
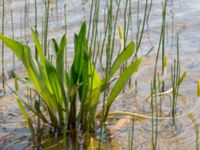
1 0 5 93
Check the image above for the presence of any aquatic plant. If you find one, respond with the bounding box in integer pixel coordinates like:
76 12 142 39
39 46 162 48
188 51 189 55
0 22 141 137
1 0 5 93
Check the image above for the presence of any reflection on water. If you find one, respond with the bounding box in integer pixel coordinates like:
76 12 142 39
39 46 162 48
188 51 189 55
0 0 200 149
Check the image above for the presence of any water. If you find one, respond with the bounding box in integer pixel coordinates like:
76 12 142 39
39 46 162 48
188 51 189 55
0 0 200 149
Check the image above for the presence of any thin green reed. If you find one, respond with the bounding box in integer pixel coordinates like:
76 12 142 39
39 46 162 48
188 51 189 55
41 17 44 48
99 0 114 147
20 10 23 42
55 0 59 24
151 80 158 150
130 0 149 88
44 0 50 56
123 0 131 49
91 0 100 63
146 0 154 55
195 118 199 150
171 34 180 125
158 74 162 117
123 0 132 87
64 4 67 35
153 0 167 80
170 0 175 49
99 3 110 62
34 0 38 60
105 0 113 70
161 0 168 92
89 0 100 53
134 0 149 54
126 0 132 45
135 0 140 50
1 0 5 93
11 9 15 70
24 0 29 41
131 0 149 89
63 9 68 143
64 4 68 70
128 119 135 150
87 0 94 40
109 0 121 68
147 0 153 24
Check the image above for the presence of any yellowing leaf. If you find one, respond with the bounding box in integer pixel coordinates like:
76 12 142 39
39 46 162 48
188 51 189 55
197 80 200 97
118 25 123 40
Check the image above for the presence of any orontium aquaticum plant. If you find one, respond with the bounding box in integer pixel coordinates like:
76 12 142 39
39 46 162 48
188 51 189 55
0 22 141 136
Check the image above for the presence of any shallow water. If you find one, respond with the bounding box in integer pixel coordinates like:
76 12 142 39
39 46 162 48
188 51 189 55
0 0 200 149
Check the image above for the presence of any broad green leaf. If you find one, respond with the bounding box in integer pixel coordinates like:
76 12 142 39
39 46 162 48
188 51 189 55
0 34 25 64
51 38 59 56
106 58 142 112
22 46 41 90
82 63 101 115
89 88 100 109
31 28 46 68
57 35 67 83
23 46 45 92
73 22 87 75
46 60 62 102
88 63 101 90
109 41 135 79
40 89 57 110
56 36 68 115
59 34 67 53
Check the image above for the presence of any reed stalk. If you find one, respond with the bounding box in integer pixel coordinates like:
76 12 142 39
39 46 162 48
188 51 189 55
34 0 38 60
44 0 50 56
11 9 15 70
1 0 5 93
161 0 168 92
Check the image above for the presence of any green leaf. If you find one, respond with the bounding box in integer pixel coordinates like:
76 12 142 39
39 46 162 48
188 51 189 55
105 58 142 114
56 35 68 115
46 60 62 102
109 41 135 79
51 38 59 56
177 69 187 86
59 34 67 53
23 46 45 92
56 34 67 83
0 34 25 64
73 22 87 75
88 63 101 90
31 28 46 68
